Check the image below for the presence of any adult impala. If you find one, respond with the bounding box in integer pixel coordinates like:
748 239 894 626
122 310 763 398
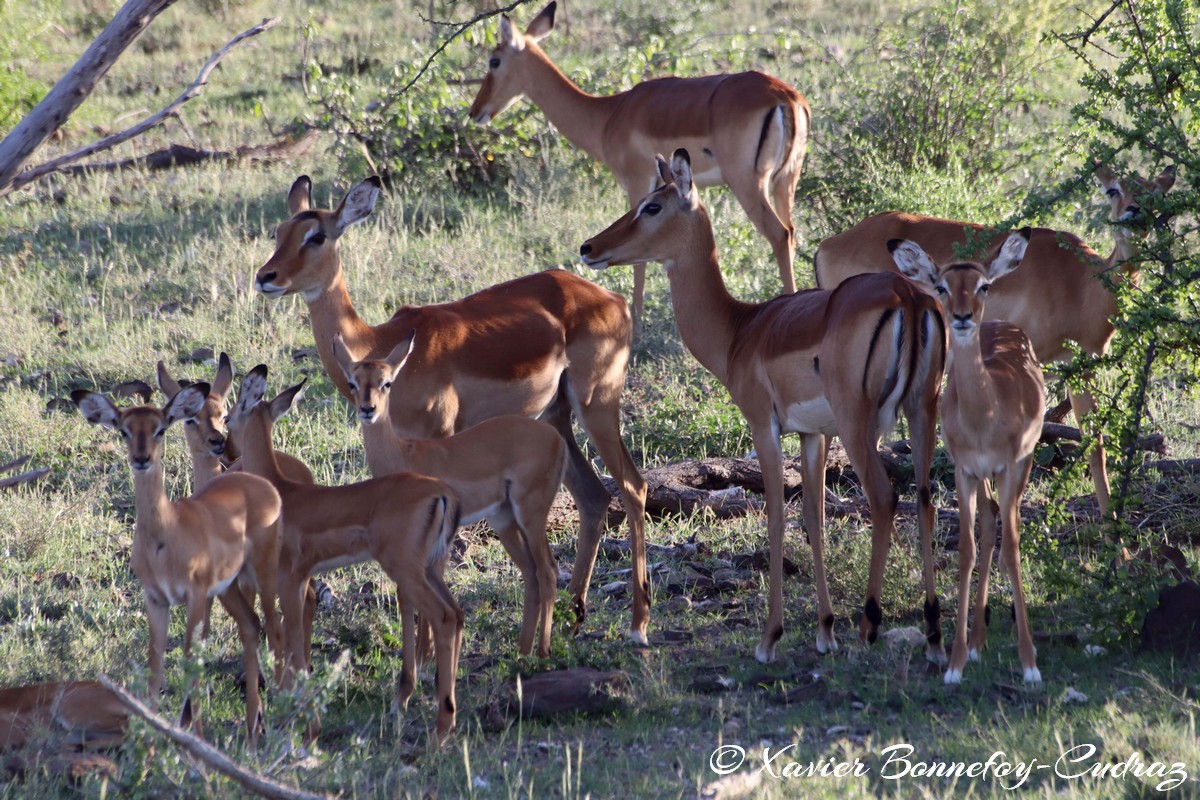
226 366 464 744
469 1 809 330
335 332 565 658
255 174 650 645
581 151 947 662
814 164 1176 517
73 385 284 746
890 230 1045 684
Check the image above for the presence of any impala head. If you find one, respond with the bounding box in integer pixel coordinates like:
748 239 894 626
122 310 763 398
889 229 1031 343
73 384 210 473
1094 163 1176 232
156 353 234 458
255 175 381 301
580 149 703 270
467 1 556 125
332 332 415 425
227 365 307 441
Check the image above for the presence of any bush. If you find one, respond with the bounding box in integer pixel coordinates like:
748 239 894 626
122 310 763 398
0 0 57 135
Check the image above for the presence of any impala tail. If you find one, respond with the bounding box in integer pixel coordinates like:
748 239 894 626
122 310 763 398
426 494 463 567
863 299 945 439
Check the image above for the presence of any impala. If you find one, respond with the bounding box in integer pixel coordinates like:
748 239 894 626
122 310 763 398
469 1 809 329
157 354 318 641
0 681 126 752
255 175 650 645
581 150 947 662
889 230 1044 684
72 385 284 745
334 332 566 658
226 366 464 743
814 164 1177 517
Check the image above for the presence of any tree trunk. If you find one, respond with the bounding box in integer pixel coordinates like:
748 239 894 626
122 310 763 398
0 0 179 191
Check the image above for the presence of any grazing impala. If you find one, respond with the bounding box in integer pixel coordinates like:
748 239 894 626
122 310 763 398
157 354 316 640
226 366 464 743
72 385 284 746
814 164 1177 517
469 1 809 329
255 174 650 645
334 332 566 658
889 230 1045 684
0 681 127 752
581 151 947 662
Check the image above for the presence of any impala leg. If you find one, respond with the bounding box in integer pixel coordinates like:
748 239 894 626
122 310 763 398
145 593 170 711
415 554 448 668
799 432 836 654
1070 388 1110 518
906 390 946 664
511 494 561 658
753 424 788 663
218 585 265 746
724 171 796 295
180 593 209 738
410 567 463 746
843 427 897 646
398 603 417 710
1000 457 1040 684
769 164 801 295
278 571 309 688
946 468 979 684
968 481 999 660
541 392 609 635
250 521 285 685
492 518 542 656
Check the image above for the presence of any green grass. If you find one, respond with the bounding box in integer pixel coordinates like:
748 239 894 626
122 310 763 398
0 0 1197 797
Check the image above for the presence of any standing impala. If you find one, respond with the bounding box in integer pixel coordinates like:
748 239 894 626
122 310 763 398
469 1 809 330
226 366 464 744
889 230 1045 684
581 150 947 662
255 175 650 645
335 332 566 658
814 164 1176 517
72 385 284 746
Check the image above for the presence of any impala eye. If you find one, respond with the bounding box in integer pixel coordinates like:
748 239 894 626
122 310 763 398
935 284 948 296
185 419 197 426
979 283 991 295
1106 188 1120 198
382 381 392 390
120 429 131 440
347 382 358 391
643 203 662 216
154 429 165 440
305 232 327 247
489 57 500 69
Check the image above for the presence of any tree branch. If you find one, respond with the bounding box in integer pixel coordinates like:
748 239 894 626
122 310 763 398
2 17 280 196
96 675 335 800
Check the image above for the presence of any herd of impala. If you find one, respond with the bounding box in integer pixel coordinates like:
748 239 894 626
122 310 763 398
48 1 1176 748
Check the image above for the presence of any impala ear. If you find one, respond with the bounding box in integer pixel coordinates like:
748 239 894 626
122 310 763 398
71 390 122 431
164 383 210 426
670 149 694 204
287 175 312 216
269 379 307 422
1093 163 1118 192
1155 164 1177 192
525 1 556 42
211 353 234 401
655 154 672 187
156 361 182 400
237 365 269 417
332 333 357 379
987 228 1030 280
499 15 523 51
335 177 382 235
386 331 417 374
888 239 939 287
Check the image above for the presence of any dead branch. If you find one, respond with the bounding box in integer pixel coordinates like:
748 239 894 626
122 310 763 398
96 675 335 800
1040 422 1167 455
0 455 32 475
2 17 280 196
0 468 50 490
0 0 180 191
51 129 319 178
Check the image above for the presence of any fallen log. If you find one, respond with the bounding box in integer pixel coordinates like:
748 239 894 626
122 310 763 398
51 129 319 178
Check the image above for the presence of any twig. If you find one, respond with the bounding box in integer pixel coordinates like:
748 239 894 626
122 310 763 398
3 17 281 196
96 675 336 800
0 467 50 490
0 454 32 475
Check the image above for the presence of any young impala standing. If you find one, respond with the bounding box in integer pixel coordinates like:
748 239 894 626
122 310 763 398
814 164 1176 517
469 1 809 330
255 175 650 646
73 385 284 745
889 230 1045 684
581 150 947 663
334 332 566 658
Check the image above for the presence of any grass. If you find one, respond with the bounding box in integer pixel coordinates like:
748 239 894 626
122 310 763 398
1 0 1198 797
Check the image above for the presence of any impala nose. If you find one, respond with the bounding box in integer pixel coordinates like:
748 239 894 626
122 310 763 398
580 243 592 257
132 456 151 470
259 270 277 285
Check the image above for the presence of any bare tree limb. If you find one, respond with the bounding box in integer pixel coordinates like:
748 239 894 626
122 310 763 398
0 0 179 191
96 675 335 800
2 17 280 196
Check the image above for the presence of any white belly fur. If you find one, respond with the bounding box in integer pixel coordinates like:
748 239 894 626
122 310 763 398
781 398 838 435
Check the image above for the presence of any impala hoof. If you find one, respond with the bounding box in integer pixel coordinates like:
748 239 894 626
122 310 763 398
943 668 963 685
1023 667 1042 684
925 644 948 665
968 648 981 662
627 629 649 647
755 640 776 664
816 630 838 655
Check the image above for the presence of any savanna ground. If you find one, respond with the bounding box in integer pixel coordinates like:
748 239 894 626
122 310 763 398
1 0 1198 797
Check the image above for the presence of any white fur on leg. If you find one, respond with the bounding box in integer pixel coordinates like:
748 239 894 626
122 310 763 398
968 648 981 662
627 629 649 647
816 628 838 655
1023 666 1042 684
944 668 963 685
755 640 776 663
